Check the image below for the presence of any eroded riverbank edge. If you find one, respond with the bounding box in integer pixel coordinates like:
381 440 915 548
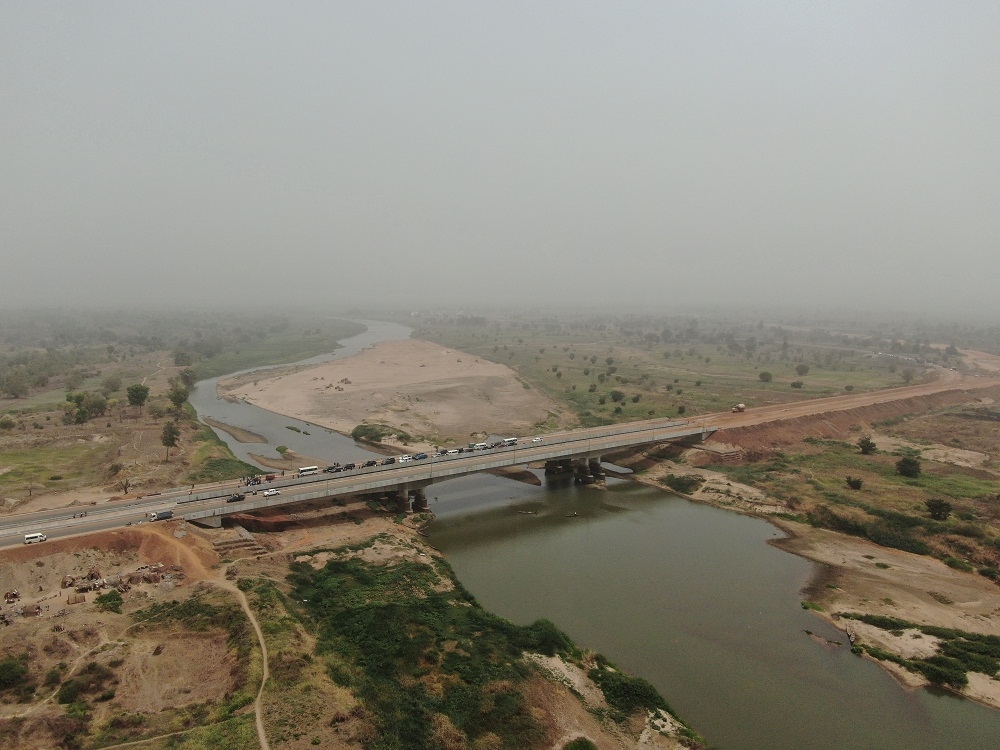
614 449 1000 711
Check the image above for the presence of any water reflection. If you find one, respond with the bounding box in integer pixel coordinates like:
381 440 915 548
428 478 1000 750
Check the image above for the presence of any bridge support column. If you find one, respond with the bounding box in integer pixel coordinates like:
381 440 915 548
413 489 429 512
573 459 594 484
588 458 605 478
396 488 412 513
544 460 561 475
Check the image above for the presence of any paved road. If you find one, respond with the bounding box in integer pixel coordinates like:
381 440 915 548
4 357 997 548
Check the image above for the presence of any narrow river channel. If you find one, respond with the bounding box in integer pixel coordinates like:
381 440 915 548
191 320 1000 749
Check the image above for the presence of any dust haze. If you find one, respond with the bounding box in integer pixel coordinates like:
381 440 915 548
2 3 998 319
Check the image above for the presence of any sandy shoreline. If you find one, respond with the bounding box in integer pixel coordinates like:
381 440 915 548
217 339 561 451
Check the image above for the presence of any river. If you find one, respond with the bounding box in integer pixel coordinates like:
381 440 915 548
191 320 1000 749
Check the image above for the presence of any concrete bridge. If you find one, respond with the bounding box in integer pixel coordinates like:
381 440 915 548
180 419 716 527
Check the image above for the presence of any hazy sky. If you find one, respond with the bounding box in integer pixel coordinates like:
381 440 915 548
2 3 998 317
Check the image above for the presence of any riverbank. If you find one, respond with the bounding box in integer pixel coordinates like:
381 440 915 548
625 454 1000 710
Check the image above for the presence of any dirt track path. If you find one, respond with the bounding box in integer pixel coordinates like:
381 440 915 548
695 359 1000 433
208 575 271 750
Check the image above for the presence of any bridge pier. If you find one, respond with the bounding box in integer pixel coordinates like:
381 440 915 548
413 489 429 512
588 458 605 478
396 488 412 513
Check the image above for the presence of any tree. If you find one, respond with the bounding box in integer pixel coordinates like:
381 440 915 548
101 373 122 396
167 383 189 411
790 381 804 389
795 364 810 376
161 420 180 460
896 456 921 478
126 384 150 411
758 371 773 382
857 436 876 455
901 369 914 384
925 498 952 521
845 476 864 490
178 368 197 388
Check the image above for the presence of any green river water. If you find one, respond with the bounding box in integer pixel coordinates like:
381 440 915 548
427 473 1000 749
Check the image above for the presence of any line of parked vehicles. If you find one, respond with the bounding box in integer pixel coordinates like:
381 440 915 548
319 436 537 475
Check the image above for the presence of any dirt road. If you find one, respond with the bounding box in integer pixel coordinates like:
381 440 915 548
695 359 1000 432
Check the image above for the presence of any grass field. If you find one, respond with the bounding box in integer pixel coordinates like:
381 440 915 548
414 315 916 425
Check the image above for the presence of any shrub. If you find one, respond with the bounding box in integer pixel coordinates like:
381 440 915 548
0 658 28 691
563 740 598 750
0 415 15 430
857 436 876 455
896 456 921 478
588 667 669 717
845 476 863 490
758 371 773 382
925 498 952 521
662 474 703 495
95 590 123 614
790 380 804 389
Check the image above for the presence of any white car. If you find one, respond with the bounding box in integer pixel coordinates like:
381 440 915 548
532 437 543 442
262 489 280 497
398 455 413 462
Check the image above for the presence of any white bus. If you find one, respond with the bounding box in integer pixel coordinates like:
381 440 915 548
502 437 518 446
24 532 47 544
298 466 320 476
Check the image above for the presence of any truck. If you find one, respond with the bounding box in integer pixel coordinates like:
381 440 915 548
148 510 174 521
732 403 746 413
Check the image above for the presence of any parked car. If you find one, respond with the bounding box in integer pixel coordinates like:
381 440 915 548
226 493 246 503
447 449 461 455
262 489 280 497
380 457 396 465
361 459 378 468
323 464 341 473
532 437 543 442
342 463 356 470
399 455 413 462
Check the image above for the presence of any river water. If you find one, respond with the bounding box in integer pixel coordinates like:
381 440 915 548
191 321 1000 749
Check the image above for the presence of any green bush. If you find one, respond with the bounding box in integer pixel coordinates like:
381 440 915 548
564 739 599 750
588 666 670 718
0 657 28 690
661 474 703 495
95 590 123 613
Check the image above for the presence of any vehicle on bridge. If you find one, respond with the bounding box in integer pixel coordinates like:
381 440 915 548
502 437 518 446
148 510 174 521
263 489 280 497
226 493 246 503
380 457 396 465
298 465 320 476
323 464 341 473
24 532 47 544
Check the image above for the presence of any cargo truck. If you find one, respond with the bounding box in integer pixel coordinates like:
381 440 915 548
148 510 174 521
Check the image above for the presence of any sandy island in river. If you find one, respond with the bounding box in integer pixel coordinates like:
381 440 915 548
219 338 1000 710
217 339 562 450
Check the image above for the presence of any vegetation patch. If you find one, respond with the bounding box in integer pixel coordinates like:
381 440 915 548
351 422 412 444
841 612 1000 689
286 552 608 749
660 473 704 495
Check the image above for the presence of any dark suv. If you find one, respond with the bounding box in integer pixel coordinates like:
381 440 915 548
380 457 396 465
226 493 246 503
